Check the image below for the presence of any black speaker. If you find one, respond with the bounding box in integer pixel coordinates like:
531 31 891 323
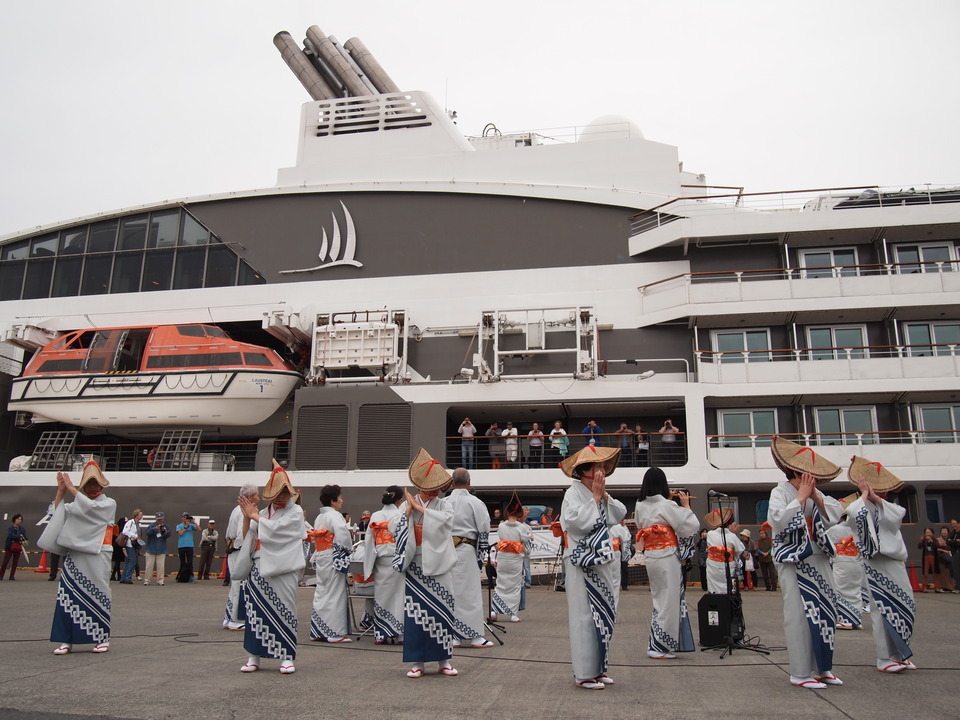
697 593 744 646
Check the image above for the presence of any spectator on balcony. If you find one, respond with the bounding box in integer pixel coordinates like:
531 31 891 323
549 421 570 466
614 423 634 467
527 423 544 467
502 422 519 468
580 420 604 447
486 423 503 469
634 424 650 467
490 508 502 527
458 418 477 470
659 419 681 464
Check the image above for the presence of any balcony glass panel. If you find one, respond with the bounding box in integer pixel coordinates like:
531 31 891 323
88 220 118 253
119 217 148 250
148 210 180 249
80 255 112 295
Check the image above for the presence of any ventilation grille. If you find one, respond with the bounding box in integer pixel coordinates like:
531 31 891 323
357 403 411 469
295 405 348 470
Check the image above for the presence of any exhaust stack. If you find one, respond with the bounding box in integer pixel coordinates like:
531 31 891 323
344 37 400 94
273 31 334 101
305 25 369 98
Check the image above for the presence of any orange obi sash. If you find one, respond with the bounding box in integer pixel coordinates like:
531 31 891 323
708 545 734 562
497 540 524 554
308 528 334 552
612 538 621 552
354 572 374 583
103 527 114 545
369 521 395 546
835 536 858 557
806 517 815 538
550 521 569 547
414 524 423 546
637 525 679 551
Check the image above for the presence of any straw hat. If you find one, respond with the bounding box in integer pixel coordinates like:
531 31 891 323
560 445 621 479
263 460 300 503
770 436 841 484
848 456 903 493
408 448 452 492
838 492 859 509
704 507 734 529
505 490 523 519
78 460 109 490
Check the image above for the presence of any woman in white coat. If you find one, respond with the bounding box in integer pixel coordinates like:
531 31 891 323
309 484 354 643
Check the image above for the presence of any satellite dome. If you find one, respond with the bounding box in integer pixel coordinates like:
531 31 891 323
578 114 643 142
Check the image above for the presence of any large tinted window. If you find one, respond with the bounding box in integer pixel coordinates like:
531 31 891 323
141 249 174 291
173 246 205 289
0 262 25 300
88 221 118 253
23 259 54 298
111 252 143 294
148 210 180 249
52 257 83 296
119 217 147 250
205 244 237 287
81 255 112 295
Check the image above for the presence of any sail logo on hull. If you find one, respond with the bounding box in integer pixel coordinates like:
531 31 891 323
280 201 363 274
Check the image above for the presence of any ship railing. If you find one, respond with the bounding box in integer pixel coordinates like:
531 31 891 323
697 343 960 364
71 439 290 473
628 184 960 238
709 431 960 448
444 431 686 470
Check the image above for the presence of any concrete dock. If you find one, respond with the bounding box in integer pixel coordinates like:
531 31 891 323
0 572 955 720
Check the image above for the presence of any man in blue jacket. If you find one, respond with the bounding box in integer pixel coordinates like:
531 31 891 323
143 512 170 585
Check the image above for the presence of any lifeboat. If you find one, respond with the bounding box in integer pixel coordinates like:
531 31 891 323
9 324 302 429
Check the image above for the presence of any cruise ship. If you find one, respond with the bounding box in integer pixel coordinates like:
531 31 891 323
1 25 957 547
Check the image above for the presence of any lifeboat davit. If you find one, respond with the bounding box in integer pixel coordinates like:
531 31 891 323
9 324 303 430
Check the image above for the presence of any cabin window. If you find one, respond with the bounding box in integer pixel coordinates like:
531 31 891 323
23 258 54 299
141 249 174 292
145 352 243 369
813 406 877 445
80 255 113 295
148 210 180 249
0 262 25 301
59 228 87 255
904 322 960 357
175 326 206 338
111 252 144 294
1 241 29 261
711 329 771 363
30 234 59 257
915 404 960 443
892 242 955 274
88 221 119 253
799 248 859 278
52 256 83 297
805 325 868 360
119 217 148 250
173 246 206 289
205 244 237 287
718 409 777 447
243 353 273 366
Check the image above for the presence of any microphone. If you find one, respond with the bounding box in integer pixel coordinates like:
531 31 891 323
708 489 728 498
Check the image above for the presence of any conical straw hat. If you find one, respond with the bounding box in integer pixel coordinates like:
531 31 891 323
838 492 860 509
847 456 903 493
408 448 452 492
79 460 109 490
704 507 734 529
504 490 523 518
263 459 300 503
560 445 621 479
770 436 841 484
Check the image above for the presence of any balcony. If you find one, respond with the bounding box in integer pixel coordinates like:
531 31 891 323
638 261 960 321
706 431 959 473
696 344 960 385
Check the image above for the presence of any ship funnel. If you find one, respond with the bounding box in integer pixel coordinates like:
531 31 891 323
343 37 400 94
273 31 334 100
305 25 369 98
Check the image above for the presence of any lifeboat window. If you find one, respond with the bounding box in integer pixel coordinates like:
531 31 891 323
202 325 229 338
37 358 87 372
146 352 243 369
243 352 272 367
175 325 206 338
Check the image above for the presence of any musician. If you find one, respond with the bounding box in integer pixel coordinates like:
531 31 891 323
309 484 353 643
363 485 405 644
447 468 493 647
703 508 743 595
559 445 626 690
40 462 116 656
845 456 917 674
490 492 530 623
767 436 844 690
391 448 459 678
634 467 699 659
235 463 306 674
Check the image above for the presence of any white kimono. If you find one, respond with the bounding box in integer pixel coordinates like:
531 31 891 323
391 494 458 663
768 481 843 678
239 500 306 661
845 496 915 663
309 506 353 640
827 524 866 627
41 491 116 647
561 481 627 681
634 496 700 654
491 520 531 618
223 504 245 626
447 488 491 639
705 528 744 595
363 503 404 642
609 522 632 602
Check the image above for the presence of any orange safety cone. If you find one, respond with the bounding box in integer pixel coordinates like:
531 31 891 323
35 550 49 573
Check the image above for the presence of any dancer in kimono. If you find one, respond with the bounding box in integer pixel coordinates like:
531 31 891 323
223 483 259 631
634 467 699 659
447 468 493 647
610 518 632 597
235 463 306 674
391 448 459 678
559 445 627 690
363 485 405 644
309 484 353 643
41 462 116 655
491 493 530 623
704 508 743 595
828 494 866 630
767 436 844 690
845 456 917 674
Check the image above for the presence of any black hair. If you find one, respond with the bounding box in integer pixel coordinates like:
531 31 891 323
12 513 22 523
639 467 669 500
319 484 342 507
381 485 403 505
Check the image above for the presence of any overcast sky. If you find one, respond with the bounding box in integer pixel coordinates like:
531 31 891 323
2 1 958 237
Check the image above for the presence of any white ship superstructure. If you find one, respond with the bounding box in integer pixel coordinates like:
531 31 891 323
0 25 957 542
